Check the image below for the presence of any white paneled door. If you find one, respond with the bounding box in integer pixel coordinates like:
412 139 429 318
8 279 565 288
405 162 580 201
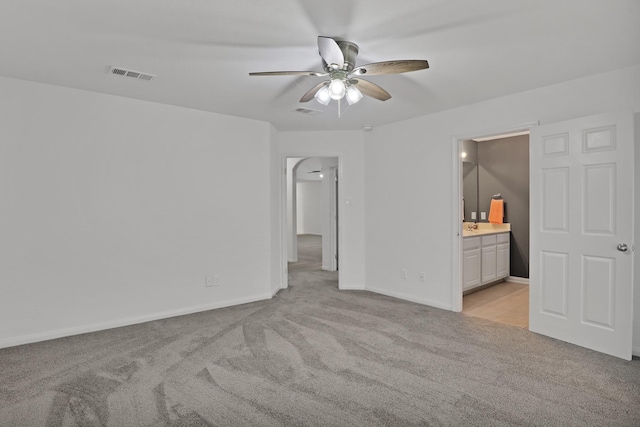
530 111 634 360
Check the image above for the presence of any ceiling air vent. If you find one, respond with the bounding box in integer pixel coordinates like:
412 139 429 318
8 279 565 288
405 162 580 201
293 107 323 116
110 66 156 81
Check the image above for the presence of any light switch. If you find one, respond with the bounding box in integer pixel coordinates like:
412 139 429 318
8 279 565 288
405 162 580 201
481 212 487 220
471 212 477 220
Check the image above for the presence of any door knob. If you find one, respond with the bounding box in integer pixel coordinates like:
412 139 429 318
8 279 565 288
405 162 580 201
617 243 628 252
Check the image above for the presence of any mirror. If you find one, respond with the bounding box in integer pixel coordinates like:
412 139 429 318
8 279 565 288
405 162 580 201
462 161 478 221
461 139 479 222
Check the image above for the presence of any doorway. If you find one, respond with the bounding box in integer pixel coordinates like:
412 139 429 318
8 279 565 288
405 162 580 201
454 129 532 329
454 112 635 360
284 156 340 288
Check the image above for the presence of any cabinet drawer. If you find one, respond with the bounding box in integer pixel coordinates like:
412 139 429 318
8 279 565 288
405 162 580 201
496 233 509 244
463 237 480 250
481 234 497 247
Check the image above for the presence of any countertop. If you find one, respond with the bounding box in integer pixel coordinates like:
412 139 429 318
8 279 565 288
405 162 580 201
462 222 510 237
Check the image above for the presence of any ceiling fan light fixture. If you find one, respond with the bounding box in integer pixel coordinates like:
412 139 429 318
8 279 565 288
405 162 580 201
328 79 346 100
346 85 363 105
314 85 331 105
250 36 430 112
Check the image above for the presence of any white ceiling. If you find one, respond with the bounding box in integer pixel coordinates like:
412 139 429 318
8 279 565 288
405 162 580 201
1 0 638 131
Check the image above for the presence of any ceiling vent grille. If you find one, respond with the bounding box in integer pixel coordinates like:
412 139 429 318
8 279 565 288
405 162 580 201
294 107 323 116
110 66 156 81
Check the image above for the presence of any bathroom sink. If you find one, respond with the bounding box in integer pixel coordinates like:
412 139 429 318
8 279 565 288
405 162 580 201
462 223 511 237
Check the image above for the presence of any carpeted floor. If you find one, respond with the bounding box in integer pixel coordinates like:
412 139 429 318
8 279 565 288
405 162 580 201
1 235 640 426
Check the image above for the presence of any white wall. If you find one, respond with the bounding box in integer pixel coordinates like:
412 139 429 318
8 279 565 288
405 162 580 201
278 132 366 290
296 181 323 235
364 65 640 350
269 124 284 295
2 65 638 355
0 76 274 348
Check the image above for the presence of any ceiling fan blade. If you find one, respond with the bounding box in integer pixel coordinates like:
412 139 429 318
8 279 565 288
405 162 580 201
350 78 391 101
351 60 429 76
249 71 328 76
318 36 344 68
299 82 327 103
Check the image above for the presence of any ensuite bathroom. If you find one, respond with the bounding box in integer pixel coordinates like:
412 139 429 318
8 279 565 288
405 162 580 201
461 133 530 327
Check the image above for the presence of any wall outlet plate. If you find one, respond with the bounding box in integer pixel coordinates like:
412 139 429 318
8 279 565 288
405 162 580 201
481 212 487 220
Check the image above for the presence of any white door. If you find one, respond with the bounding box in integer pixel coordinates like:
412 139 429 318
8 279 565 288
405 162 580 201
530 111 634 360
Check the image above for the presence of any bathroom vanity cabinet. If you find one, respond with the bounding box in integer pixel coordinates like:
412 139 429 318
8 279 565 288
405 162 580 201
463 231 509 293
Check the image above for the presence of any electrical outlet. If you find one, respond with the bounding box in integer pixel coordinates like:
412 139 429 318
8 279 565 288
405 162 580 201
419 272 425 282
213 275 221 286
401 269 408 279
205 276 213 287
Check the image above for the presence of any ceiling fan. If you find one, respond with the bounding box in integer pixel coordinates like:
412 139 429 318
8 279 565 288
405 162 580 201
249 36 429 106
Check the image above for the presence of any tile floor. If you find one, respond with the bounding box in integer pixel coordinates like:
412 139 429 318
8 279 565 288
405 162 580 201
463 281 529 328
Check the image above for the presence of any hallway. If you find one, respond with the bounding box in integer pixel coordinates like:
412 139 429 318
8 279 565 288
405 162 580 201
288 234 338 289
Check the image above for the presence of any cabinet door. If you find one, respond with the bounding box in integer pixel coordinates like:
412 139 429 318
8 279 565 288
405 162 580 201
481 246 497 284
496 242 510 279
463 248 481 290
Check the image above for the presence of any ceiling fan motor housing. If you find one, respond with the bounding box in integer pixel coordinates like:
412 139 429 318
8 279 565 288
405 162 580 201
322 39 359 72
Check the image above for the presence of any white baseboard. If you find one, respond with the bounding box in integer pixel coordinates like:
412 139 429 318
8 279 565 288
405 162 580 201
365 286 452 311
508 276 530 285
0 292 273 350
339 284 366 291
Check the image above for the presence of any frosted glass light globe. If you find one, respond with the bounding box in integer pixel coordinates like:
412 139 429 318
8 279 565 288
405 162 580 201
314 86 331 105
346 85 363 105
328 79 346 100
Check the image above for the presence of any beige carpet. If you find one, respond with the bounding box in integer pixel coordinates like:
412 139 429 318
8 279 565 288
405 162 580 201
1 235 640 426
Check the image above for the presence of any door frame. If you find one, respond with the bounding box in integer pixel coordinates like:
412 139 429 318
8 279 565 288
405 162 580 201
280 153 343 290
451 121 538 312
287 157 310 263
328 165 339 271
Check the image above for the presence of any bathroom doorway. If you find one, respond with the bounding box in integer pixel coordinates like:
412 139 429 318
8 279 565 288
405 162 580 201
457 130 531 328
